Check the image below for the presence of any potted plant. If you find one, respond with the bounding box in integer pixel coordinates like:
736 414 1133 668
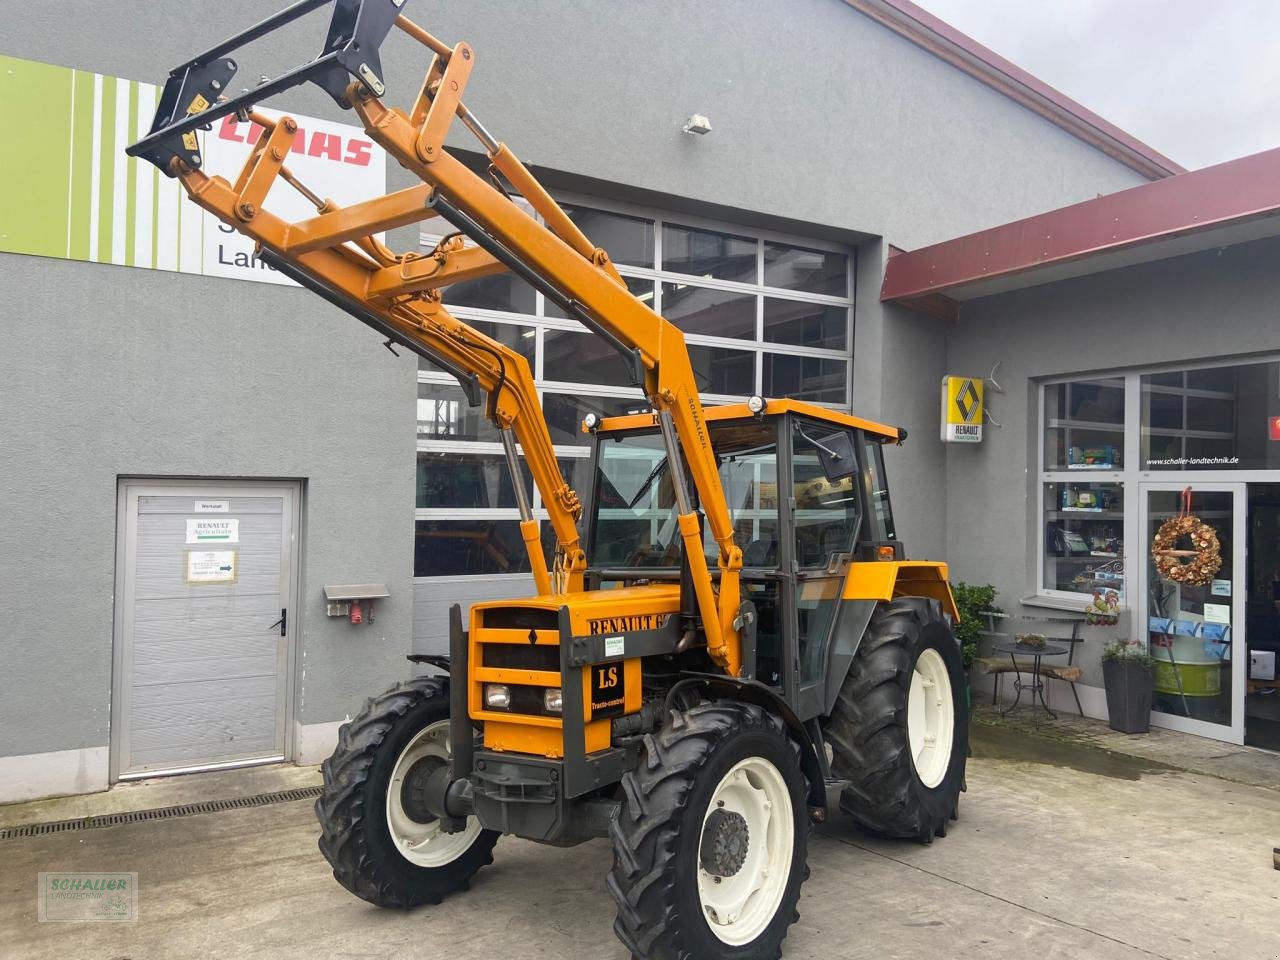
1101 639 1154 733
952 582 1000 671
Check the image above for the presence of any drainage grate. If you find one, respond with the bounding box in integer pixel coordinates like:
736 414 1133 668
0 785 323 841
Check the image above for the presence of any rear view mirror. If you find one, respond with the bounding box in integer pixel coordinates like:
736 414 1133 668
812 430 858 482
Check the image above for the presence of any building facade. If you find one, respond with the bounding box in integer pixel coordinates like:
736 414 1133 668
0 0 1191 801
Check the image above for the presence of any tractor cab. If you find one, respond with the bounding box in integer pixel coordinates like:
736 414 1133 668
579 398 909 714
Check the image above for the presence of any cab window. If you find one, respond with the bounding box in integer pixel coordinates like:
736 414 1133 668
790 418 861 568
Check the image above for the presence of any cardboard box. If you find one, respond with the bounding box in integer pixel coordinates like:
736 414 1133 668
1251 650 1277 681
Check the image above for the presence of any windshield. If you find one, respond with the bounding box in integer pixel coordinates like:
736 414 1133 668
589 421 780 569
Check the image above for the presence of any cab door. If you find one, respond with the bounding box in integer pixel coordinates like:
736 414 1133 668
786 416 862 717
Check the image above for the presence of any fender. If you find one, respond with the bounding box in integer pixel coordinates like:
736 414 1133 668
843 560 959 621
673 671 828 815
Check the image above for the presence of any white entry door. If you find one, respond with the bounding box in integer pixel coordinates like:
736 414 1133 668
112 481 299 779
1138 482 1246 744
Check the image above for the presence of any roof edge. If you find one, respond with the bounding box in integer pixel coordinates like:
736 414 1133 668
843 0 1186 181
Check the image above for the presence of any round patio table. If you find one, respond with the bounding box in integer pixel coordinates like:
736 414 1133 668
996 641 1068 719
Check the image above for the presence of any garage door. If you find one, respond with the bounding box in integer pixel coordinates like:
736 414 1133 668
112 481 298 779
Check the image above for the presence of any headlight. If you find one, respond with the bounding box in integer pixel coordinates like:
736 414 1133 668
746 394 766 415
484 684 511 710
543 688 563 714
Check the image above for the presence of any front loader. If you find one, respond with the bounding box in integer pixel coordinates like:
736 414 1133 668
127 3 969 956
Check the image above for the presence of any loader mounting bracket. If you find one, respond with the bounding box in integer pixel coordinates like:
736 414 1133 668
127 0 406 175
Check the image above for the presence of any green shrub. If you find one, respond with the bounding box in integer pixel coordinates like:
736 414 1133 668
951 582 1000 669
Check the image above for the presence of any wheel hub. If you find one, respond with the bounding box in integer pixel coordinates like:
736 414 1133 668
699 808 750 878
399 754 445 824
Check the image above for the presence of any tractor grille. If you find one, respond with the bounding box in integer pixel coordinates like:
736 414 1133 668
482 643 560 672
481 607 559 631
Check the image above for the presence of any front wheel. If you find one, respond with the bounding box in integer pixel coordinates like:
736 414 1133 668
608 701 810 960
827 597 968 842
315 676 499 908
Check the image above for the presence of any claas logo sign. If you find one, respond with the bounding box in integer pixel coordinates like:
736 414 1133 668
941 376 983 443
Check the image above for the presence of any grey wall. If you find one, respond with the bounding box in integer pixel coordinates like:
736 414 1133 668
0 257 416 758
944 235 1280 686
413 576 536 657
1 0 1161 754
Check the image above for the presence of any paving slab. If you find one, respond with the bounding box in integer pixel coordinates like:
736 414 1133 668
973 701 1280 790
2 723 1278 960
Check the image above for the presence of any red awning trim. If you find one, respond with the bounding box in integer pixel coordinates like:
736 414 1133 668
881 147 1280 303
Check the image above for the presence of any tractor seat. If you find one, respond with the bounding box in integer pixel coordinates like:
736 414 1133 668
743 538 778 568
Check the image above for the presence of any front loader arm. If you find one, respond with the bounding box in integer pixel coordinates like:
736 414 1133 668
126 0 745 674
155 115 585 597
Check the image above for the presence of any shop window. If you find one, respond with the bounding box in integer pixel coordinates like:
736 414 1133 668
661 283 756 340
763 242 847 297
1042 481 1124 599
763 353 848 405
661 223 757 284
1043 377 1125 470
1141 362 1280 470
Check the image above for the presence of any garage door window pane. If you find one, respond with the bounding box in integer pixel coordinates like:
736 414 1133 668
562 205 654 268
661 283 755 340
444 274 536 315
415 519 534 576
662 223 757 283
543 329 637 388
418 381 499 442
543 393 648 446
762 353 847 404
417 452 529 509
689 344 755 396
763 243 846 297
762 298 847 350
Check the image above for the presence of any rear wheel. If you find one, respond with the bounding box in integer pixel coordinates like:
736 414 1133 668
608 701 810 960
827 597 967 842
315 676 498 907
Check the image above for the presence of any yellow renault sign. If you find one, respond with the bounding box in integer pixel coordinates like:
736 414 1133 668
941 376 983 443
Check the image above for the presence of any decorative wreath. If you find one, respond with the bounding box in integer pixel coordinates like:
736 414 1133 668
1151 491 1221 586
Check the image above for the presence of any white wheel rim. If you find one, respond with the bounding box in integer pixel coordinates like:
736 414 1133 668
696 756 794 946
385 719 482 867
908 647 955 789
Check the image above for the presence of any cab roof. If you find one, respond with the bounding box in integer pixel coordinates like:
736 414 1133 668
596 398 902 441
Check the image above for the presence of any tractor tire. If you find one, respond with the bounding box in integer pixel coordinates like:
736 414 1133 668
315 676 498 908
827 596 967 843
608 700 810 960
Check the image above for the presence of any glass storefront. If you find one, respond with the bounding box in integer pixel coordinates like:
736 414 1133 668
1040 358 1280 746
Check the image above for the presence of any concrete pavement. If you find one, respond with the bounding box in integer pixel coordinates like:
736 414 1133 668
3 724 1279 959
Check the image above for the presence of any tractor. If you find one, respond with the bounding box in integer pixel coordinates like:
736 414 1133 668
127 3 968 956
